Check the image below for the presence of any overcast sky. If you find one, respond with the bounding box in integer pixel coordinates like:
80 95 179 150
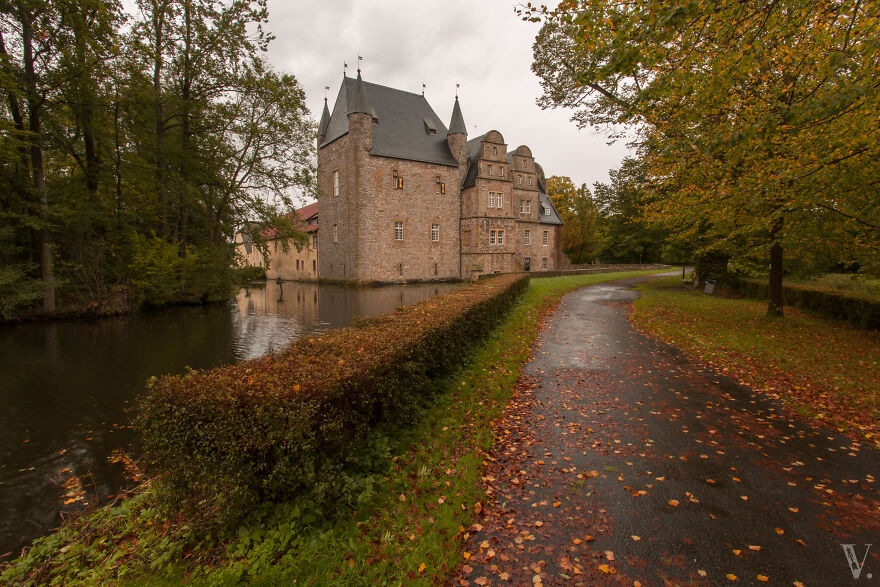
263 0 633 192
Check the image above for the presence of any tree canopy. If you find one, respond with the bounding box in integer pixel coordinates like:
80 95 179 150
526 0 880 315
0 0 315 318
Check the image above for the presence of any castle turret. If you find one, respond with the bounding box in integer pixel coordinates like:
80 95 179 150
347 70 373 151
317 97 330 144
446 96 467 165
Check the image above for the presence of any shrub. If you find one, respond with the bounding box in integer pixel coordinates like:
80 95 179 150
137 274 528 519
738 278 880 329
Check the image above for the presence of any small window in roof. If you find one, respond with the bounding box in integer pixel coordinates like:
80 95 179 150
423 118 437 135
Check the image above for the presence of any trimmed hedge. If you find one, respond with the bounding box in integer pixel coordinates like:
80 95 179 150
137 274 528 514
738 278 880 330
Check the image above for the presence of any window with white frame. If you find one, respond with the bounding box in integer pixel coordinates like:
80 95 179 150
526 200 531 213
312 234 317 248
489 229 496 245
499 167 504 177
524 229 530 245
517 175 522 185
496 193 503 208
543 230 549 245
333 170 339 196
332 224 338 243
487 164 492 176
542 257 548 269
490 229 504 245
488 192 495 208
520 199 525 213
497 229 504 245
431 223 439 242
528 176 532 186
395 221 404 241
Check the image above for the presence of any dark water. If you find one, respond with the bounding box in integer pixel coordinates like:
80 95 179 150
0 281 458 559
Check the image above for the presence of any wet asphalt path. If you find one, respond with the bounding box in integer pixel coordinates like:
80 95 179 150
453 274 879 586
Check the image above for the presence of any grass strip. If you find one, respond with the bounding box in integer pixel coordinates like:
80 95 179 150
1 269 666 586
632 277 880 446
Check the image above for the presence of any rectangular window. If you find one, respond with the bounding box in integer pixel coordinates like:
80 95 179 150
520 199 525 213
526 200 531 214
525 229 530 245
542 257 548 269
311 234 317 248
497 230 504 245
489 229 496 245
435 176 442 193
487 164 492 176
333 224 338 243
488 192 495 208
312 259 316 271
497 193 503 208
333 170 339 197
392 169 403 189
528 176 532 186
499 167 504 177
517 175 522 185
543 230 549 245
395 221 404 241
431 223 439 242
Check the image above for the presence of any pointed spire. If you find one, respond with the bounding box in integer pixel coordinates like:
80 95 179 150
447 96 467 136
318 96 330 139
348 70 372 116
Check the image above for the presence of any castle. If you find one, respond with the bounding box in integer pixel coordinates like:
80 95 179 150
237 72 563 282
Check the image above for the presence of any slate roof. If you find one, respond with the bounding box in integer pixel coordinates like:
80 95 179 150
448 97 467 135
318 98 330 138
539 192 564 225
320 76 459 167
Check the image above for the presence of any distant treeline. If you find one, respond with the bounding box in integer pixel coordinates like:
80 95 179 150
0 0 315 320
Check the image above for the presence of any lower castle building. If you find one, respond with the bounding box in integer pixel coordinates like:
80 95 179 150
237 73 563 282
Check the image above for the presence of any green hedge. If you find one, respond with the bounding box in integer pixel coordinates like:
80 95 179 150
738 278 880 329
137 274 528 516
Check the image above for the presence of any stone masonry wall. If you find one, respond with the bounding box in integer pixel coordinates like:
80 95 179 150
356 154 461 282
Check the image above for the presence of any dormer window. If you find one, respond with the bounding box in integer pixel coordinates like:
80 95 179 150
423 118 437 135
392 169 403 189
372 117 379 125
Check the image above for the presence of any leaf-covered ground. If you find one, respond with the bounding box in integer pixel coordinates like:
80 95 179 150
451 275 879 585
632 277 880 445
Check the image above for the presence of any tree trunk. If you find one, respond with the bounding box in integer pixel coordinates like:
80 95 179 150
152 1 168 236
767 221 784 317
22 10 55 315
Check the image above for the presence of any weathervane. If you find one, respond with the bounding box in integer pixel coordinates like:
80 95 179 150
343 62 348 77
422 83 426 96
456 83 460 98
357 53 363 74
324 85 329 99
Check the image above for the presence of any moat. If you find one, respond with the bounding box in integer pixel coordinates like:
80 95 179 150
0 281 459 560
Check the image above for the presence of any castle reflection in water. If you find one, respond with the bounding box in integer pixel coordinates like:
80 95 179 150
232 280 460 359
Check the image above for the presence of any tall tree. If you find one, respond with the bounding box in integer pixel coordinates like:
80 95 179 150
547 175 599 263
526 0 880 316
